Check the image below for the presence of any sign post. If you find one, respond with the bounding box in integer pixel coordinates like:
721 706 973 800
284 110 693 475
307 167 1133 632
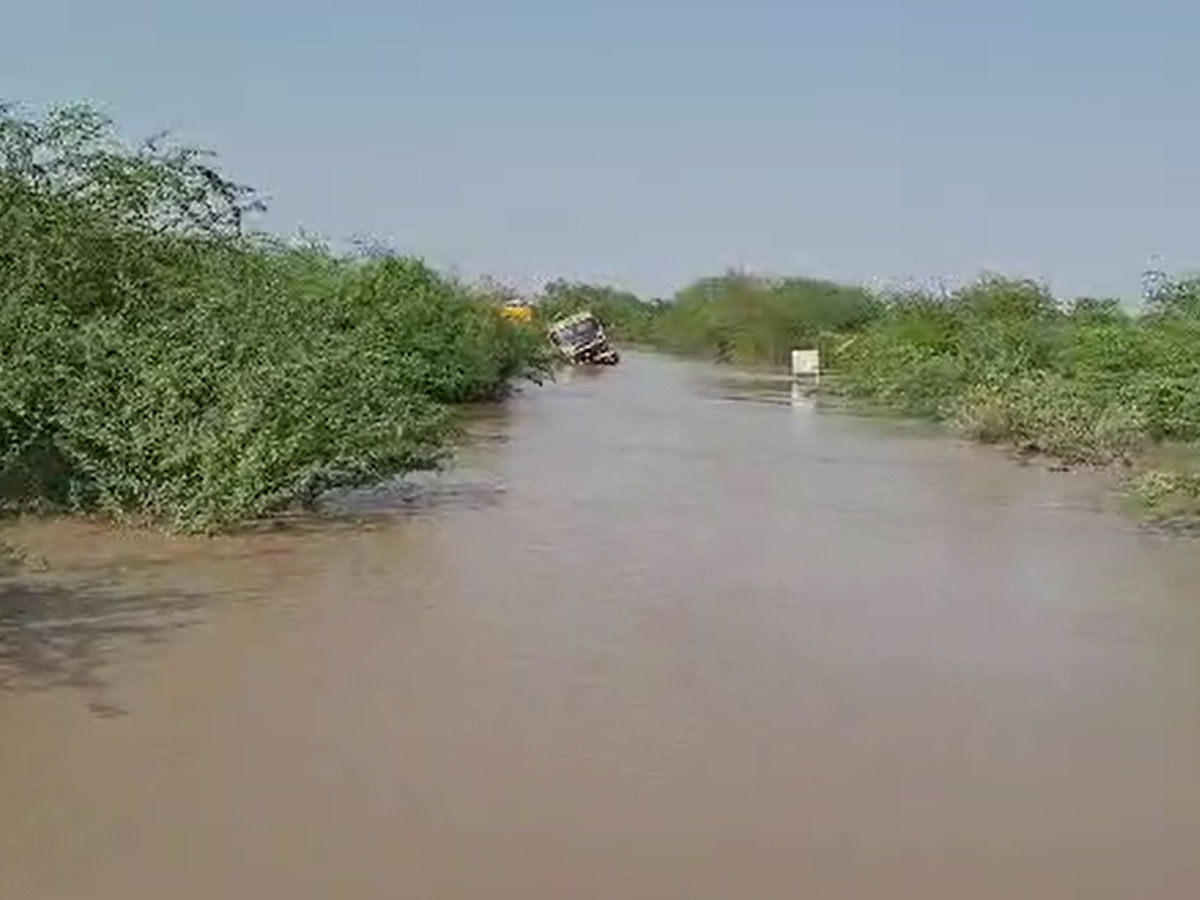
791 348 821 384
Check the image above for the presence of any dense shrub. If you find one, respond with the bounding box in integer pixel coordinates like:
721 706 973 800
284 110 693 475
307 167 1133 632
657 270 879 365
0 102 550 531
832 274 1200 497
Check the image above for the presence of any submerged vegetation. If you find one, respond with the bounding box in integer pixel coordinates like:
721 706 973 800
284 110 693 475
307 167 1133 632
5 99 1200 531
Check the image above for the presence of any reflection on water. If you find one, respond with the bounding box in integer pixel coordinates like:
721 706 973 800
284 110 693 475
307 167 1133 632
3 351 1200 900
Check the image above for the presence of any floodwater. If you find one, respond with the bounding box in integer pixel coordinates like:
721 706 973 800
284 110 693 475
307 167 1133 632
3 351 1200 899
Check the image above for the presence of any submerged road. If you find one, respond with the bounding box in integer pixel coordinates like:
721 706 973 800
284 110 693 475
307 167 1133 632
3 351 1200 898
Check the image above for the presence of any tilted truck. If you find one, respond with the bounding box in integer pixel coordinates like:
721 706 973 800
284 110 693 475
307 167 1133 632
546 310 620 365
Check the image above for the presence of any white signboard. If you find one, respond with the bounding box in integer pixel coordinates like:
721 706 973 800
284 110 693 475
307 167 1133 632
791 349 821 377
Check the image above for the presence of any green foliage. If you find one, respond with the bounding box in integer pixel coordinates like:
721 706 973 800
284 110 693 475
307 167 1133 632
533 270 881 367
9 99 1200 529
831 273 1200 519
550 266 1200 524
658 270 880 365
0 101 549 532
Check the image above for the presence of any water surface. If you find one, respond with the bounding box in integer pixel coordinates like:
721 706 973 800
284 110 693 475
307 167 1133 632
3 351 1199 899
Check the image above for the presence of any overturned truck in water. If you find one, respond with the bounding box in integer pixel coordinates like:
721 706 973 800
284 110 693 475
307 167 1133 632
546 310 620 365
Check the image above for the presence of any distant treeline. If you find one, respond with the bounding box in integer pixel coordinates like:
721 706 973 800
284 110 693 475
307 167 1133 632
533 273 878 365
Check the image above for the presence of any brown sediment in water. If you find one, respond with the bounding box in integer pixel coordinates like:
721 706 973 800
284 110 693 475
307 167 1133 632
3 351 1200 899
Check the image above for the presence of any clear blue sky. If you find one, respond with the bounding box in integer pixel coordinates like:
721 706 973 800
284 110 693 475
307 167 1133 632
6 0 1199 301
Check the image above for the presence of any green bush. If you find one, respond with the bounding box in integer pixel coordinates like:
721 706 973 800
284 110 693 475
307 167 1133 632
0 102 550 532
657 270 879 365
827 273 1200 519
532 270 882 368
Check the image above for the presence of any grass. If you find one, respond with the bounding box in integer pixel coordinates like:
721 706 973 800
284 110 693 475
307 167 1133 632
1 101 551 533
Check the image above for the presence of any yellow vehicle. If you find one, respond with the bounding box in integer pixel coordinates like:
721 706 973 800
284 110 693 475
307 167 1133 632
547 310 620 365
499 299 534 323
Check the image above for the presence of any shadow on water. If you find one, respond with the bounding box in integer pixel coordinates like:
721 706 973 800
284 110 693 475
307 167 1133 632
0 568 207 716
317 469 508 518
0 451 509 715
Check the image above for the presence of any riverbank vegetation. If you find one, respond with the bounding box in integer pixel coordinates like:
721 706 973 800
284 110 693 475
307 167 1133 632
824 275 1200 524
7 100 1200 531
537 271 1200 525
533 271 879 366
653 272 879 366
1 102 551 533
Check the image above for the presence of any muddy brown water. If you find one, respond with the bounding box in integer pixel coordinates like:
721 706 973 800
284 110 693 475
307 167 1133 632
3 351 1200 899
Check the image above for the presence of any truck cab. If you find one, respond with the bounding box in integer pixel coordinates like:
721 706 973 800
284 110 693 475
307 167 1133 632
546 310 620 365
